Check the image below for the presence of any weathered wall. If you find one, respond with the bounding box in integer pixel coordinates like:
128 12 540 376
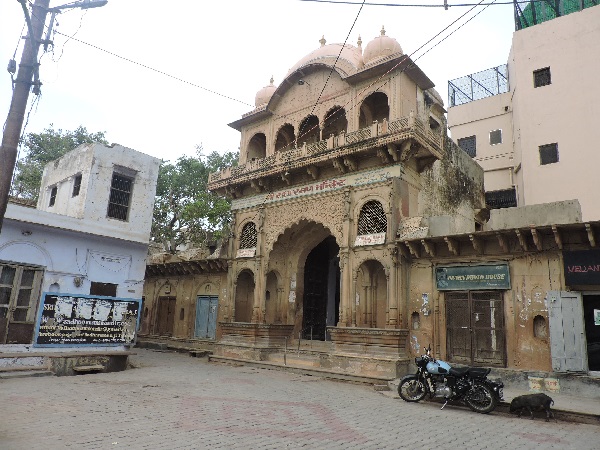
142 273 228 340
406 250 563 372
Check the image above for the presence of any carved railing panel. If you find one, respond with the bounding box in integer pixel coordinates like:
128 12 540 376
345 128 371 144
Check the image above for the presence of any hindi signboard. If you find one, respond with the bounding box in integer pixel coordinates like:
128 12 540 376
34 293 140 347
436 264 510 291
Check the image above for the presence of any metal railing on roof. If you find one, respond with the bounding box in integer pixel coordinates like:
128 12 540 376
448 64 509 107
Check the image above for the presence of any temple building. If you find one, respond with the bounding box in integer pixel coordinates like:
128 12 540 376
142 20 600 387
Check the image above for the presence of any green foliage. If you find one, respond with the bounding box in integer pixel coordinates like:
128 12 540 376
151 146 238 253
12 125 108 200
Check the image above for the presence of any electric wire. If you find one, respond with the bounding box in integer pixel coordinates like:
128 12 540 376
287 0 495 150
298 0 366 146
298 0 528 6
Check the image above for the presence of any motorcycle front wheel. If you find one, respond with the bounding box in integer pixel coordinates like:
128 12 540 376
464 382 497 414
398 377 427 402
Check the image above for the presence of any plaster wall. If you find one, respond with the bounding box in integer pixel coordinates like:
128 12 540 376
406 250 563 372
0 213 149 299
510 7 600 220
38 143 160 242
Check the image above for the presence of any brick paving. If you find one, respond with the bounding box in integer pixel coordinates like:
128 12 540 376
0 349 597 449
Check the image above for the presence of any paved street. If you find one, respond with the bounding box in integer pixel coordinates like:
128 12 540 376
0 349 597 449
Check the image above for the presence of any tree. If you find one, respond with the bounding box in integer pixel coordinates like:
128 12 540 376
11 124 108 200
151 146 238 253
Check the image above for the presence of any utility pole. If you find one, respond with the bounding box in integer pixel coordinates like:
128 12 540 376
0 0 49 234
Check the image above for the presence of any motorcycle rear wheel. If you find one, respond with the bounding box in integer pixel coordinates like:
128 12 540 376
465 382 497 414
398 377 427 402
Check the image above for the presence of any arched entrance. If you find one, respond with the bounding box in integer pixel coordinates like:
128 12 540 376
302 236 340 340
234 270 255 322
356 260 387 328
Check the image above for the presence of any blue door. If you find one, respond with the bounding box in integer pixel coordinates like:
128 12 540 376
195 296 218 339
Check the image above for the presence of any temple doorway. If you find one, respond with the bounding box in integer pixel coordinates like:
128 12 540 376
302 236 340 340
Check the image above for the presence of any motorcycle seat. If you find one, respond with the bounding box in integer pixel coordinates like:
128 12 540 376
449 367 492 377
449 367 469 376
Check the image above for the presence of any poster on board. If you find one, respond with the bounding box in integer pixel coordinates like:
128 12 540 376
34 293 140 346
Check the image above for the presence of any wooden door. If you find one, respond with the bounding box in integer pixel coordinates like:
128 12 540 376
0 264 43 344
548 291 586 372
195 296 218 339
156 296 176 336
446 291 506 367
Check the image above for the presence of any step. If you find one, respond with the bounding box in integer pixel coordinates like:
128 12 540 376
209 355 393 384
73 365 104 373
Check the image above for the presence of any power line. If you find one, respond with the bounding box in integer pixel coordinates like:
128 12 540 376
52 30 254 109
298 0 518 6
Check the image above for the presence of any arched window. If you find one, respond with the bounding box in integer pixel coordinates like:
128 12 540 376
297 115 320 147
239 222 257 249
357 200 387 235
359 92 389 129
275 124 296 152
323 107 347 138
247 133 266 161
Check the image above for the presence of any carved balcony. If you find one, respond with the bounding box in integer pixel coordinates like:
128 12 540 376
208 115 444 194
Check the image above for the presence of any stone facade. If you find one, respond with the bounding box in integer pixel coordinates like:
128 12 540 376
204 29 484 378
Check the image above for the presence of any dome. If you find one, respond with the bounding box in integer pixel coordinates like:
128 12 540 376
255 77 276 107
363 26 403 65
286 36 364 77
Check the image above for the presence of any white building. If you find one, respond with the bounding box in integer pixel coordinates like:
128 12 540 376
0 143 160 348
448 3 600 221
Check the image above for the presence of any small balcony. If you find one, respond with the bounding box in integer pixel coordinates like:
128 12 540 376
208 114 444 194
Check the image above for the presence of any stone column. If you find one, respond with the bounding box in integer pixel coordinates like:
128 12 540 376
387 246 399 327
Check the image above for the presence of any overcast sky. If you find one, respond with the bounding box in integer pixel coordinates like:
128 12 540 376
0 0 516 164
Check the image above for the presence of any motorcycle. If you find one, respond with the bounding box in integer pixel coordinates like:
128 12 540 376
398 346 504 414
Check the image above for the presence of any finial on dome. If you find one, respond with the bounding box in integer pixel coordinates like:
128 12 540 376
357 35 362 48
270 76 274 85
319 35 326 47
380 26 386 36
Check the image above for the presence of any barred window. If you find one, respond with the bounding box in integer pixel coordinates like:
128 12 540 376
533 67 551 88
489 129 502 145
107 173 133 221
539 143 559 165
357 200 387 235
458 135 476 157
485 188 517 210
48 186 57 207
239 222 257 249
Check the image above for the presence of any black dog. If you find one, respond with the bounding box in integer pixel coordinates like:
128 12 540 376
509 393 555 422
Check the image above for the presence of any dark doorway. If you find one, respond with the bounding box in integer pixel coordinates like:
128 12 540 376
157 296 176 336
446 291 506 367
302 236 339 340
583 295 600 371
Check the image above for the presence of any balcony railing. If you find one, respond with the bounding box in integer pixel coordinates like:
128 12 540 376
208 114 443 189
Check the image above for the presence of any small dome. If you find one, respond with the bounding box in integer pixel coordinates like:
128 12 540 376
363 26 403 65
286 36 364 76
255 77 276 107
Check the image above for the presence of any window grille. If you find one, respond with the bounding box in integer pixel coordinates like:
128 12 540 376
489 129 502 145
72 174 82 197
485 188 517 210
107 173 133 221
239 222 257 249
357 200 387 235
533 67 551 88
49 186 57 207
539 143 559 165
458 136 477 157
